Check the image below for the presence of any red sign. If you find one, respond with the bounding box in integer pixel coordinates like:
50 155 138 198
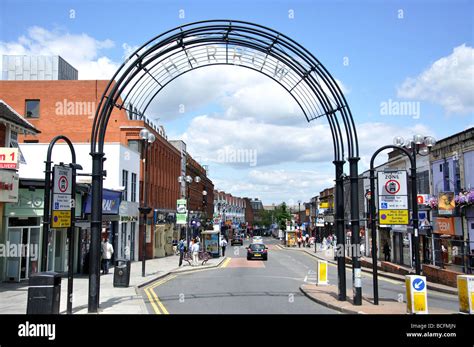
384 180 401 194
0 148 19 170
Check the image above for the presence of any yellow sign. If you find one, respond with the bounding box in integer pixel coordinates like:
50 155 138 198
320 202 330 208
317 260 328 285
457 275 474 314
51 210 71 228
413 292 427 312
406 277 412 313
379 209 409 225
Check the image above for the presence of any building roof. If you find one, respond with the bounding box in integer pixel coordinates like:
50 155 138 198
0 100 40 134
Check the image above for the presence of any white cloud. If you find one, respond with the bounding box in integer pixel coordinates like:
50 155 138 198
0 26 120 79
397 44 474 114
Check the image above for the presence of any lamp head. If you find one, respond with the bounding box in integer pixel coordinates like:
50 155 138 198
393 136 404 147
148 133 156 144
413 134 424 145
424 136 436 148
194 176 201 183
139 128 149 140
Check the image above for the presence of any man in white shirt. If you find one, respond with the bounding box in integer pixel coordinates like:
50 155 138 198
191 239 200 266
101 237 114 274
220 236 228 256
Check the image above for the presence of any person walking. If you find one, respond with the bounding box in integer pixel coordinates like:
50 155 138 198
383 241 391 261
178 238 185 267
101 237 114 274
191 239 200 266
220 236 228 257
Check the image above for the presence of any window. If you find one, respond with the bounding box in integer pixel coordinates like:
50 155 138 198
128 140 141 154
122 170 129 201
25 100 40 118
416 170 430 194
131 173 137 202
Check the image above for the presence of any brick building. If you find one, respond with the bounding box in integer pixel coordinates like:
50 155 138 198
186 155 214 221
0 80 181 263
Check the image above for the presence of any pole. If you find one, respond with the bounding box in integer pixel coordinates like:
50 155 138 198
41 158 52 272
142 140 149 277
334 160 346 301
411 144 421 275
89 152 104 312
67 163 76 314
349 157 362 305
369 167 379 305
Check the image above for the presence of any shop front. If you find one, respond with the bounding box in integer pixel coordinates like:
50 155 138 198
83 189 122 271
2 184 82 282
391 226 412 267
153 209 177 258
432 216 465 272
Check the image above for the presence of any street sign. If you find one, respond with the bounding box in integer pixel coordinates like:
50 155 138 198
53 166 72 195
51 210 71 228
53 193 72 210
406 275 428 314
379 210 409 225
0 170 19 203
378 171 409 225
0 148 19 169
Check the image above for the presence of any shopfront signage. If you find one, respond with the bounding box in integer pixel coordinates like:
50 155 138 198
0 170 19 203
0 148 19 169
433 217 455 235
438 191 455 216
378 170 409 225
84 189 122 215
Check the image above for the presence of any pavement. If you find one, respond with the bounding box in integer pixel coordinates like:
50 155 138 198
275 243 458 295
0 254 226 314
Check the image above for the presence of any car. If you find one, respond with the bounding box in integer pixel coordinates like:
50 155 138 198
231 234 243 246
252 236 263 243
247 243 268 260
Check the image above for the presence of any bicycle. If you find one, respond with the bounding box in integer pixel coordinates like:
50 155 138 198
183 250 211 266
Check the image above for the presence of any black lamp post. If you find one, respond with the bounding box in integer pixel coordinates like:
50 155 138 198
139 128 156 277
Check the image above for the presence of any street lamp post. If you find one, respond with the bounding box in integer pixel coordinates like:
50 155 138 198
178 174 201 248
369 134 435 304
395 135 436 275
138 128 156 277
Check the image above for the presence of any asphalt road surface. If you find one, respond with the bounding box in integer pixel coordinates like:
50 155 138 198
140 237 459 314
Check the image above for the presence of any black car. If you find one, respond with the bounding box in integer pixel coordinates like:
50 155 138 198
247 243 268 260
231 234 243 246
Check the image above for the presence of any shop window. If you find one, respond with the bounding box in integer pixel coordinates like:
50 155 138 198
131 173 137 202
122 170 128 200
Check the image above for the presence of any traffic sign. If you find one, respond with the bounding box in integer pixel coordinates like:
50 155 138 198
53 166 72 195
52 193 72 211
379 210 409 225
406 275 428 314
412 278 425 291
51 210 71 228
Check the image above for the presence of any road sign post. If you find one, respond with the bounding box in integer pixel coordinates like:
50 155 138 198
406 275 428 314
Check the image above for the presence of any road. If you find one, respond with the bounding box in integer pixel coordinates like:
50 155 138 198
140 237 459 314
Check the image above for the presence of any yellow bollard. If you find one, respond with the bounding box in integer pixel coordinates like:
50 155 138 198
316 259 328 285
457 275 474 314
405 275 428 314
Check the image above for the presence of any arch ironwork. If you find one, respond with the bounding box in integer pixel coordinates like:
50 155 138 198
88 19 361 312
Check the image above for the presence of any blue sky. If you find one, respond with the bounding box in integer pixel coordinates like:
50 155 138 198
1 0 473 204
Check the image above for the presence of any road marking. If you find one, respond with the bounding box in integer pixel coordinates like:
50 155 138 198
220 257 232 268
144 274 177 314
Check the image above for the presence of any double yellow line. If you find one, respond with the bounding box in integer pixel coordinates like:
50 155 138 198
144 275 177 314
220 257 231 268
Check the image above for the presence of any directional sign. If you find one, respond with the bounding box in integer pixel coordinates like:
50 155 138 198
413 278 426 291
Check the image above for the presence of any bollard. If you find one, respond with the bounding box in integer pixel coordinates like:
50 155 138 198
316 259 328 285
405 275 428 314
457 275 474 314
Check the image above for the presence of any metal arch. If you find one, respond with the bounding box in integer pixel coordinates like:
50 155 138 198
91 20 357 160
87 19 362 312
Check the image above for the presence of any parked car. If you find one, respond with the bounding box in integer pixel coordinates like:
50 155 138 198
247 243 268 260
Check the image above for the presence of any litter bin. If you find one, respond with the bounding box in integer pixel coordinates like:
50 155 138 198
27 272 61 314
113 259 131 287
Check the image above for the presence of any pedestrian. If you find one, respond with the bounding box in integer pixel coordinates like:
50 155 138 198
101 237 114 274
220 236 228 256
178 238 185 267
305 234 310 247
191 239 200 266
297 236 302 248
383 241 391 261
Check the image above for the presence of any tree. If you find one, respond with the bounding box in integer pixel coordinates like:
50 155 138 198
275 202 291 231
